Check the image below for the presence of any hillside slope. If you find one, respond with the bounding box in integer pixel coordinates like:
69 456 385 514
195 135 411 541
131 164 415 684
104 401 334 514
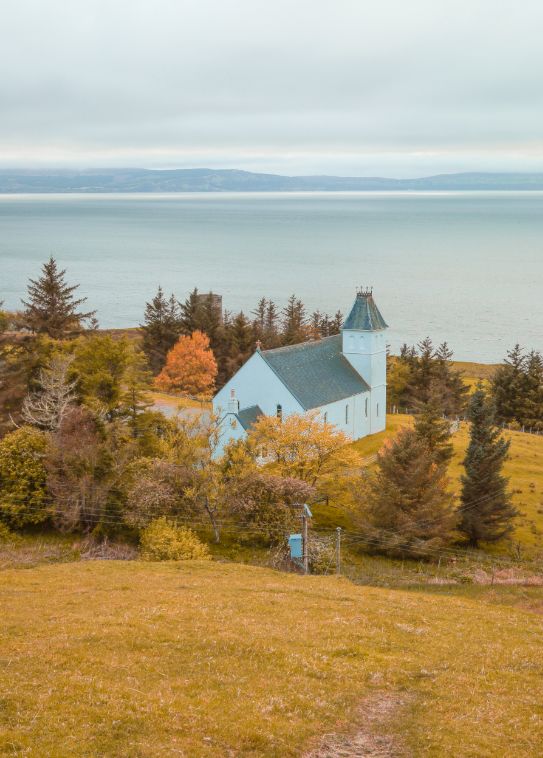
1 561 542 756
352 415 543 554
4 169 543 192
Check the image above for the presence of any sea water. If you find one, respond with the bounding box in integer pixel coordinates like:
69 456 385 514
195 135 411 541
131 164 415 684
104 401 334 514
1 191 542 362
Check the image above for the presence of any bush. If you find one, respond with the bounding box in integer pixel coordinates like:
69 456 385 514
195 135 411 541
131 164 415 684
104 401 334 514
0 426 49 528
0 522 18 544
139 518 211 561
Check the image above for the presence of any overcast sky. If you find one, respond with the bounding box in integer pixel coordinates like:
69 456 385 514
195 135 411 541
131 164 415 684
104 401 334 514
2 0 543 176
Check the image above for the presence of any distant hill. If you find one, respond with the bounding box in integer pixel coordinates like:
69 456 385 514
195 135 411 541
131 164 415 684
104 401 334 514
3 168 543 192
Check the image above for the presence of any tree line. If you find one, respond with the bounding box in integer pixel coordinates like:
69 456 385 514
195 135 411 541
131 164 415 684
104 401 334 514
0 256 536 563
141 285 343 386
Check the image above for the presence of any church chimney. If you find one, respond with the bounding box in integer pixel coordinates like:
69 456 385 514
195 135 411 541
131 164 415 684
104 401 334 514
228 388 240 415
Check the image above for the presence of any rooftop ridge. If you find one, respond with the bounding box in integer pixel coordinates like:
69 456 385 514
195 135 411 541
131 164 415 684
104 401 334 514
261 333 338 356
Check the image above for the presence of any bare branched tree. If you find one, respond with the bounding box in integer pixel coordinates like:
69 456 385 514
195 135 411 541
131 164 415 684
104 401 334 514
22 355 77 431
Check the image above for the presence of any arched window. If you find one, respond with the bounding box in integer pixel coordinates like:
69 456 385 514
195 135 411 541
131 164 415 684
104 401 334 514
365 397 368 417
276 404 282 421
376 402 379 417
323 412 328 423
345 404 349 424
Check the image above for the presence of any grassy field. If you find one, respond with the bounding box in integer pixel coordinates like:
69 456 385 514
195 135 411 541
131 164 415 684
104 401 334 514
0 560 542 757
351 415 543 556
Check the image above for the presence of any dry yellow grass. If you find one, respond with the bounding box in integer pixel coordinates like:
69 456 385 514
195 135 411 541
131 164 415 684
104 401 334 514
352 415 543 555
0 560 542 757
449 423 543 555
149 390 211 414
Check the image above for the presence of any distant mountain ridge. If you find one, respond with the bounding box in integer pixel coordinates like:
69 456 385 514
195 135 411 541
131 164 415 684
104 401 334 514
3 168 543 192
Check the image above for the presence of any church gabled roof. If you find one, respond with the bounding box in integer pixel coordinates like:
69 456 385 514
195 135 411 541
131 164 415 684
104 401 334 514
260 334 369 410
343 290 388 331
236 405 263 430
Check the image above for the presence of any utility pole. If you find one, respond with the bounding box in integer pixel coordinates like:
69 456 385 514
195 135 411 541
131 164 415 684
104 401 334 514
302 511 309 575
336 527 342 575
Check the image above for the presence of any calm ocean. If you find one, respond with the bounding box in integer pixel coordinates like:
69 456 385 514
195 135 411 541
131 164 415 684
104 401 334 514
1 191 542 362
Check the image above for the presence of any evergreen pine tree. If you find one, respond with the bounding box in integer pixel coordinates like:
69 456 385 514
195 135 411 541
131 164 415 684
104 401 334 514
413 388 454 465
407 337 435 405
22 257 96 338
119 348 153 435
361 427 456 558
523 350 543 430
433 342 468 416
309 310 324 339
0 301 7 334
179 288 206 334
281 295 307 345
252 297 268 342
141 286 182 374
491 344 527 425
199 293 223 350
459 386 517 547
330 310 343 334
265 300 281 347
227 312 255 374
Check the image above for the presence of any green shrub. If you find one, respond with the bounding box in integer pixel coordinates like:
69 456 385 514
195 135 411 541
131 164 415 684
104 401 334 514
140 518 211 561
0 426 49 529
0 522 17 544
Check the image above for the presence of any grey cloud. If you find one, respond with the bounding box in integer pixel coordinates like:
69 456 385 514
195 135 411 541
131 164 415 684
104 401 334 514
2 0 543 175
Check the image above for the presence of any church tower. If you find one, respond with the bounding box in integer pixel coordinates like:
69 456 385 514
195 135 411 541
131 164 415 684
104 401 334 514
342 288 388 432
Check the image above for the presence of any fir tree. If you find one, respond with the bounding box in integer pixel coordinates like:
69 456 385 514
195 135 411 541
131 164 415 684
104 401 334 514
22 257 96 338
361 427 456 558
0 301 7 334
179 288 206 334
413 388 454 465
408 336 435 403
199 293 223 350
226 311 255 374
330 310 343 334
459 386 517 547
119 348 153 435
252 297 268 343
523 350 543 430
141 286 182 374
265 300 281 347
310 310 323 339
433 342 468 416
491 344 527 425
281 294 307 345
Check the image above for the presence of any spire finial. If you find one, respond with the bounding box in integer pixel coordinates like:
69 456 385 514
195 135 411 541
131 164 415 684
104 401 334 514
356 286 373 298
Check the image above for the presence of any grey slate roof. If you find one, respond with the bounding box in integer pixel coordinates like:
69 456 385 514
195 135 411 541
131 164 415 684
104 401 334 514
236 405 264 430
343 292 388 331
261 334 369 410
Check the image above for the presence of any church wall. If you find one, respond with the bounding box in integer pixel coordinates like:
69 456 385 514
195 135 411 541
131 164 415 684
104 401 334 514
213 352 304 454
342 329 387 388
369 383 387 434
316 390 371 441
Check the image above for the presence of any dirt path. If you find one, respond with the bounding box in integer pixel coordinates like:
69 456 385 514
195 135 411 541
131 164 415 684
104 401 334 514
305 692 411 758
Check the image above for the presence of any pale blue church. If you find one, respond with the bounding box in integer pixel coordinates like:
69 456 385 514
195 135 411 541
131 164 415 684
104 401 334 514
213 289 388 454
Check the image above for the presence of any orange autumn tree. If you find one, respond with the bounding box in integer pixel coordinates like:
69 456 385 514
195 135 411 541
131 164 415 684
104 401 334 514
155 331 217 399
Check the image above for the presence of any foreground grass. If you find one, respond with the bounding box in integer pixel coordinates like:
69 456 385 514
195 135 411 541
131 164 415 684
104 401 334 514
1 561 542 757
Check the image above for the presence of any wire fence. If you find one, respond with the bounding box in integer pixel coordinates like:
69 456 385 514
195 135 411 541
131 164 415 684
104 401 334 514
388 406 543 436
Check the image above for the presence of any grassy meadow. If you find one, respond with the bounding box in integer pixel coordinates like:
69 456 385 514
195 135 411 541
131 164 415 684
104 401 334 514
1 560 542 757
351 414 543 557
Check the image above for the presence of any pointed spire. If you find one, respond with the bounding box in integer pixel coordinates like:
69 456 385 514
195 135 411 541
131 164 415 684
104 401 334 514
343 289 388 331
